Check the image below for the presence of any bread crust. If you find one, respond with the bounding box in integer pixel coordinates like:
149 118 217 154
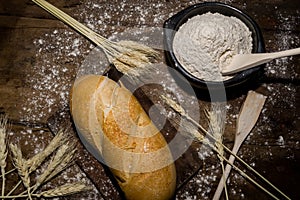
71 75 176 200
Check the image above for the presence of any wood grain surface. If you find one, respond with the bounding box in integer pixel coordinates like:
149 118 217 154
0 0 299 199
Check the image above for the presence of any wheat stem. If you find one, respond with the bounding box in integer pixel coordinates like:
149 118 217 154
32 0 159 80
9 145 30 188
33 144 68 189
2 184 87 199
161 95 290 199
0 168 16 178
8 142 77 199
0 195 28 199
161 95 208 133
220 154 280 200
200 136 280 200
6 180 22 197
7 130 71 198
180 120 279 199
0 182 91 199
220 162 229 200
0 116 8 199
0 124 89 200
218 139 290 199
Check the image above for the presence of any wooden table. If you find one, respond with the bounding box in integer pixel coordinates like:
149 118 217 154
0 0 299 199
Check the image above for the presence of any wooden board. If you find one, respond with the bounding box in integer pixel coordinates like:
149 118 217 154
0 0 299 199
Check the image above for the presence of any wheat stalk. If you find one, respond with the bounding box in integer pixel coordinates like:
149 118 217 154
0 118 91 199
0 168 16 178
0 116 8 198
145 109 282 200
216 151 280 199
161 95 289 199
6 129 71 197
0 183 91 199
32 0 159 82
160 95 208 134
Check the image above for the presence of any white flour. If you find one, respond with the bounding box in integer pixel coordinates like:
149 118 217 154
173 12 252 81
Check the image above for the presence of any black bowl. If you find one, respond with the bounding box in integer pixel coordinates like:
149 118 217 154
163 2 265 91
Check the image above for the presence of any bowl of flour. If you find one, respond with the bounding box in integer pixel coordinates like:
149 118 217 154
163 2 265 90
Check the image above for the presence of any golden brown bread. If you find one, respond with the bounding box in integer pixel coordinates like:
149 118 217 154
70 75 176 200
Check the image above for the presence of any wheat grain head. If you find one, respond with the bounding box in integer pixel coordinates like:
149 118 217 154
26 129 68 173
9 144 30 188
35 141 76 188
0 116 8 170
37 183 92 198
205 103 226 156
0 115 8 197
44 145 76 183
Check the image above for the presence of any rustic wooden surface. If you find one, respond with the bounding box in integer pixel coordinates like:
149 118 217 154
0 0 299 199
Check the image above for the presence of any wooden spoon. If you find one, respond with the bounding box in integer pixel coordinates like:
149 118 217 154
212 90 267 200
221 47 300 75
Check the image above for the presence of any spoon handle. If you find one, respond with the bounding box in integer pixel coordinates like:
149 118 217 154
270 47 300 58
212 91 266 200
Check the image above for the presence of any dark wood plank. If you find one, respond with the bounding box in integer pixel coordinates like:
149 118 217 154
0 0 299 199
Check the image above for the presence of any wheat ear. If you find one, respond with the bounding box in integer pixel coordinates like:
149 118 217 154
32 0 159 82
161 95 289 199
0 183 92 199
161 95 208 134
173 102 229 199
25 129 68 173
6 129 71 197
171 112 280 200
9 144 32 200
44 146 76 183
33 142 76 191
35 183 92 198
0 116 8 198
206 103 229 200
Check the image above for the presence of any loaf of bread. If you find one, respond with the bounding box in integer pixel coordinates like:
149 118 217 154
70 75 176 200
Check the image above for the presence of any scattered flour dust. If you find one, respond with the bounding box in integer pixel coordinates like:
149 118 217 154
20 29 92 123
19 2 210 200
173 12 252 81
16 1 298 200
19 0 184 123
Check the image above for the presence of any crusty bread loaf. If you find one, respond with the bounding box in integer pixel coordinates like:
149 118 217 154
70 75 176 200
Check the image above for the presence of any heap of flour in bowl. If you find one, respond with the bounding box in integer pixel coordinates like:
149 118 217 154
173 12 252 81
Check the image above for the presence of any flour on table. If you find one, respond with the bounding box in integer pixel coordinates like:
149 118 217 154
173 12 252 81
